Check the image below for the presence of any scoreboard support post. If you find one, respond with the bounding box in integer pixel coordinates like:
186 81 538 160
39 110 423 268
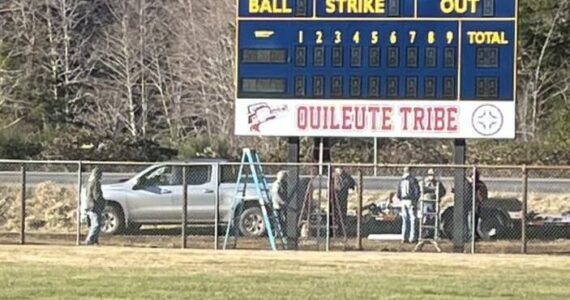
313 138 331 170
374 138 378 177
287 137 300 249
453 139 466 252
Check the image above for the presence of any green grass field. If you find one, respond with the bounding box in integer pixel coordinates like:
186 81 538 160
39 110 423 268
0 245 569 300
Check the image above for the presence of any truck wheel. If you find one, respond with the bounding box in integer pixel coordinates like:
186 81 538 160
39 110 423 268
478 215 505 240
441 209 454 239
238 207 266 237
102 205 125 235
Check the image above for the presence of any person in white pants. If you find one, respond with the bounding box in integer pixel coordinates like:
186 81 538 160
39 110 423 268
397 167 421 243
271 171 288 232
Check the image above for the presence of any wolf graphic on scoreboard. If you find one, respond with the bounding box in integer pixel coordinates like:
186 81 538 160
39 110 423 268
247 102 289 132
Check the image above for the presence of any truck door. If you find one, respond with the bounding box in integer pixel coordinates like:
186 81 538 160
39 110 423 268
127 165 177 222
171 165 216 223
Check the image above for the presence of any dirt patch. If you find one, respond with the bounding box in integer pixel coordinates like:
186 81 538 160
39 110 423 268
1 245 569 270
1 231 569 255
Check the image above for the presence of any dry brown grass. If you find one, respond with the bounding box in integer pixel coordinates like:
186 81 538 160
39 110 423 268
0 183 77 232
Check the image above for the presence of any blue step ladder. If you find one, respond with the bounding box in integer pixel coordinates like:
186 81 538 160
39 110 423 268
414 177 442 253
223 148 288 251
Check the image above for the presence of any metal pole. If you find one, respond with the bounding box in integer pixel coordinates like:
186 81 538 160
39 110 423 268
471 165 477 254
356 169 363 250
452 139 466 253
316 164 323 251
214 162 220 250
521 165 528 254
182 165 188 249
374 137 378 176
326 163 332 252
319 138 324 175
19 164 26 245
76 161 83 246
287 137 300 250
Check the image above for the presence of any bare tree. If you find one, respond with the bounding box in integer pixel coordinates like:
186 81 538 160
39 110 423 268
167 0 235 138
517 0 570 140
92 0 143 138
0 0 46 128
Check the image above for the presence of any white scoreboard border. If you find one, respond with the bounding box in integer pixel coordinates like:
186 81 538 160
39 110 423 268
234 0 519 139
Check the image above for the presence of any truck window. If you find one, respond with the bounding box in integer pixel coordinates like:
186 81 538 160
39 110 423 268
141 165 211 186
220 165 260 184
140 166 175 186
221 165 239 183
169 166 212 185
187 165 211 185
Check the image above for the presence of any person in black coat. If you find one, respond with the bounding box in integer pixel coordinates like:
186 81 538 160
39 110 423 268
84 167 106 245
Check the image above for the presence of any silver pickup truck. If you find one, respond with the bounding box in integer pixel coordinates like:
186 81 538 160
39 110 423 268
82 161 268 237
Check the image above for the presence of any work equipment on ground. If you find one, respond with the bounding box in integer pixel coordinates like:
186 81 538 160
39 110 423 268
223 148 287 251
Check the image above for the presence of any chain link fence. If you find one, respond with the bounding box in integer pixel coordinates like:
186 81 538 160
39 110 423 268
526 167 570 254
0 163 23 245
1 160 569 254
83 162 190 249
0 162 80 246
220 162 325 251
473 167 523 253
352 165 468 253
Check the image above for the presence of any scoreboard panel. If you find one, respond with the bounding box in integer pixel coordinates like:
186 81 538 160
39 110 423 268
235 0 518 139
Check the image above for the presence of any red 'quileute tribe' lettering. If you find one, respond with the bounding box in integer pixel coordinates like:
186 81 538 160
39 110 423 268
296 105 458 132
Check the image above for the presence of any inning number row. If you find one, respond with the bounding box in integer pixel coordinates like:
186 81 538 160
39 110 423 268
298 30 456 45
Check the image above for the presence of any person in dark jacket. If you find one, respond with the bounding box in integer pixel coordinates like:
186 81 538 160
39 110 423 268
466 169 488 241
333 167 357 224
84 167 106 245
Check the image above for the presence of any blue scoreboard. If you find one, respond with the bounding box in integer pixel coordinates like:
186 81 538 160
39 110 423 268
234 0 517 139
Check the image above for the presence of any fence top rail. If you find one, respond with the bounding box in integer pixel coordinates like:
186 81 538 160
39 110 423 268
0 159 80 165
0 159 569 170
0 160 213 167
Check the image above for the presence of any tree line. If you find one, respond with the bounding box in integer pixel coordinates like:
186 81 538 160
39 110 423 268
0 0 569 164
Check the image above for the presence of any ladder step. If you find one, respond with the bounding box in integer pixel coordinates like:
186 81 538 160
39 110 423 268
234 196 260 200
421 225 437 229
236 190 269 197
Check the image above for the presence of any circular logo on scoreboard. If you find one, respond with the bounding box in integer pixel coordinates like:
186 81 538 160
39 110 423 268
471 104 504 136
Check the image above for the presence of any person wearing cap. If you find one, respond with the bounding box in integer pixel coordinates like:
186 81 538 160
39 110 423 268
84 167 106 245
421 169 447 238
397 166 421 243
